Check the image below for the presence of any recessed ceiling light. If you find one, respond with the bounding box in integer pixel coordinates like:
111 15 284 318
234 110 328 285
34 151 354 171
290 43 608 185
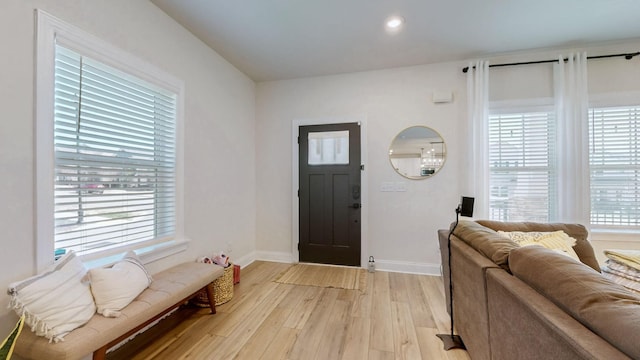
385 16 405 32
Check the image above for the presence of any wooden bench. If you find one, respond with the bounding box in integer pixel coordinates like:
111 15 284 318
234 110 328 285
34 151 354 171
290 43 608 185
14 262 224 360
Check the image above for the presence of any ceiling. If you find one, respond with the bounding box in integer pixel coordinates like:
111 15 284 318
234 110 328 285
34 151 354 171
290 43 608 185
151 0 640 82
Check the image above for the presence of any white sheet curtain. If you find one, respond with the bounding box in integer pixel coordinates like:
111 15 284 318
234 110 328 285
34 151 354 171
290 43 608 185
554 52 590 224
467 61 490 218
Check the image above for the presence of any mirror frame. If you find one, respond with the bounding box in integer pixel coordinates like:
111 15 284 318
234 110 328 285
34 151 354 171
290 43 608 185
388 125 447 180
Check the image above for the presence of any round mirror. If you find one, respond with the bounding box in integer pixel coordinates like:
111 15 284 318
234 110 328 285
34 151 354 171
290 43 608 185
389 126 446 179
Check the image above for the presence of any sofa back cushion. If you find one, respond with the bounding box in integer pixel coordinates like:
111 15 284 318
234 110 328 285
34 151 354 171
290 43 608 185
510 245 640 360
477 220 600 272
452 220 519 271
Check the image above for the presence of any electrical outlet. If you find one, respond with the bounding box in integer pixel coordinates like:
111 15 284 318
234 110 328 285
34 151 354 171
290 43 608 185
380 182 395 192
395 182 407 192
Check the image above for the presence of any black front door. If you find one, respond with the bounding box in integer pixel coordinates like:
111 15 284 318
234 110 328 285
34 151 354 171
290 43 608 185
299 123 361 266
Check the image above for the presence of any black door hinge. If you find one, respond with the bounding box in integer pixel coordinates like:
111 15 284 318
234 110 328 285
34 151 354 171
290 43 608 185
360 164 364 171
297 242 300 250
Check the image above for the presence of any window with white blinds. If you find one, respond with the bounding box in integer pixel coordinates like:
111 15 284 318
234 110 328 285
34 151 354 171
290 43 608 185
589 105 640 227
53 44 177 255
488 111 556 222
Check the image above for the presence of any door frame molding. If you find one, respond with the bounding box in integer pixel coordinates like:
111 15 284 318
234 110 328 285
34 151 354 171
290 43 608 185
291 116 368 268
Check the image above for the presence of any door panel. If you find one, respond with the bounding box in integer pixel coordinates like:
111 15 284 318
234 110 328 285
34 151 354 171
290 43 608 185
332 174 350 246
299 123 361 266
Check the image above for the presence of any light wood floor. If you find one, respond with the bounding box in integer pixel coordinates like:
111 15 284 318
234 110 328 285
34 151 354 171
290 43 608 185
111 261 470 360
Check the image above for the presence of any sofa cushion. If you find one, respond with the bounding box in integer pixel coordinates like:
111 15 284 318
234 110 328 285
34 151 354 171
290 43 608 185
477 220 600 272
510 246 640 360
452 220 519 271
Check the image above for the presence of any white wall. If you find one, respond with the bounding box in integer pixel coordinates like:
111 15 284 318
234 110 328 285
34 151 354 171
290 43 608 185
255 40 640 274
0 0 256 336
256 62 468 274
489 42 640 101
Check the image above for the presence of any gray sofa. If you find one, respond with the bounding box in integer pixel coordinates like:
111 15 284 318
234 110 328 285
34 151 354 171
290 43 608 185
438 220 640 360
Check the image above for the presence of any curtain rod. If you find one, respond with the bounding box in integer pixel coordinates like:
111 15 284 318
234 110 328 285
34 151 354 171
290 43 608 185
461 52 640 73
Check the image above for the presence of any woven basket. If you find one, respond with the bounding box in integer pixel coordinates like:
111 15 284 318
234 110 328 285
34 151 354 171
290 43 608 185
193 264 234 306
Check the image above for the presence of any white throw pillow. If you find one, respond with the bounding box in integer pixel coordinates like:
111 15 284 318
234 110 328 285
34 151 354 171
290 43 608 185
89 251 152 317
7 251 96 343
498 230 580 262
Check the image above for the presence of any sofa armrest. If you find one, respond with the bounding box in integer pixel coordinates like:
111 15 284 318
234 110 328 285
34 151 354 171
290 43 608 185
442 234 500 360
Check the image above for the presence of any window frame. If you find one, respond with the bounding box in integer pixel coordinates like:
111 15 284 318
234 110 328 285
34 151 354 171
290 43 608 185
488 99 557 222
588 92 640 236
35 10 186 271
489 95 640 238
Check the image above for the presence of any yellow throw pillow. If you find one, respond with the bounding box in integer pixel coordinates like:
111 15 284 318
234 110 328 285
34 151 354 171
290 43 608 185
498 230 580 262
604 249 640 271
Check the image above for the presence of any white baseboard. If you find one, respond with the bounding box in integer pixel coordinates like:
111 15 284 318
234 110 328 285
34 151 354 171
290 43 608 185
256 251 294 263
374 259 441 276
233 252 257 268
235 251 294 268
240 251 440 276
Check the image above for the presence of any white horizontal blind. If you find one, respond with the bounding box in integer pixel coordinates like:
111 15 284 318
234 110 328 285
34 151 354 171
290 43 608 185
589 106 640 227
488 112 556 222
54 45 177 255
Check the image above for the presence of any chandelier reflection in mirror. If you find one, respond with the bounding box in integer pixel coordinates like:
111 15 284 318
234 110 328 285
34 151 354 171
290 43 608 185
389 126 447 179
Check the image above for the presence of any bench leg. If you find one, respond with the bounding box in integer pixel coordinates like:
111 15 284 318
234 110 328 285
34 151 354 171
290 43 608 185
93 347 107 360
205 283 217 314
